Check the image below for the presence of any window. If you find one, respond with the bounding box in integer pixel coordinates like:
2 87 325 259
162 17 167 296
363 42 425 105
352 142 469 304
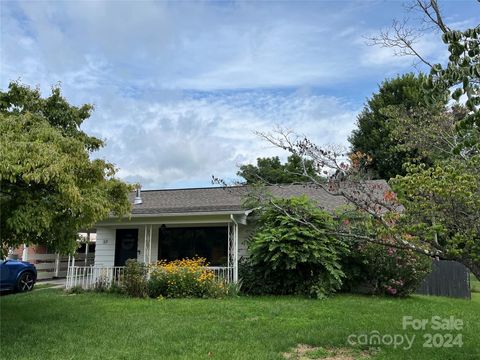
158 226 228 266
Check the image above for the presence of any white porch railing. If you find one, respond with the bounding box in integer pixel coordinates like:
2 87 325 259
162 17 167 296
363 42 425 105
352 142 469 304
65 266 124 290
205 266 234 283
65 265 233 290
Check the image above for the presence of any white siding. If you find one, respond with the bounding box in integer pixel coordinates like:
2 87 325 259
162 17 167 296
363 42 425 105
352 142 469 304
238 224 255 259
94 227 116 266
94 219 251 266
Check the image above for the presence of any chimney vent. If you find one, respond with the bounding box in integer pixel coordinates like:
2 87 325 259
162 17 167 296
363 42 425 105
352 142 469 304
134 186 143 205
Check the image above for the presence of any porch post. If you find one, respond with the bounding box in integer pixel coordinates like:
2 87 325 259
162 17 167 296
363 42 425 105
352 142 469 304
230 215 239 283
143 225 147 263
143 225 152 264
149 225 152 264
227 222 231 271
85 232 90 266
234 221 239 282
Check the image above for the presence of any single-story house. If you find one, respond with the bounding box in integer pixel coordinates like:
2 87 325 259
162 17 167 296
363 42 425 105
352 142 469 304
91 184 356 284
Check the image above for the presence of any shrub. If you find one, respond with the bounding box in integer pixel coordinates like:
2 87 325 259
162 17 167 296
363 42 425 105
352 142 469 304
123 259 148 298
65 286 84 294
239 258 279 295
147 258 232 299
147 270 168 298
92 275 110 293
107 282 125 295
342 242 432 297
243 196 349 298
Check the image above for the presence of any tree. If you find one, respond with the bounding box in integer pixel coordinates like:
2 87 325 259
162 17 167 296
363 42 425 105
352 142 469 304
349 73 446 179
387 104 468 163
391 159 480 278
368 0 480 155
256 128 480 280
227 1 480 280
0 82 132 256
365 0 480 277
237 154 319 184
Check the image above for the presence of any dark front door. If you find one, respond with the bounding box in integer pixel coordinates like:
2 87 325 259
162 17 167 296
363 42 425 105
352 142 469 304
115 229 138 266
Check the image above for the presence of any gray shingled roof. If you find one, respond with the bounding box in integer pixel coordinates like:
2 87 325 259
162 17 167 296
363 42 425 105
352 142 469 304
129 181 388 215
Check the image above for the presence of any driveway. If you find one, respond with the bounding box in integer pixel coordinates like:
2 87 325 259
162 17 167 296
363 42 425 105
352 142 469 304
36 278 66 289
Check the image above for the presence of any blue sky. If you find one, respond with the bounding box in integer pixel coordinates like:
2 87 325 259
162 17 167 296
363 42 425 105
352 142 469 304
1 0 478 188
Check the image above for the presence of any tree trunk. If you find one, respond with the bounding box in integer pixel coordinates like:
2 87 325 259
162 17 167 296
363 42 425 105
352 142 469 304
462 258 480 282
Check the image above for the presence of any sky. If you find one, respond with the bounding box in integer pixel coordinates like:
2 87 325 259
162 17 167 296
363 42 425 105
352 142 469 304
1 0 478 189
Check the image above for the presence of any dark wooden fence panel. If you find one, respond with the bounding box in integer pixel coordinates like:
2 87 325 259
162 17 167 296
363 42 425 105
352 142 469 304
416 260 471 299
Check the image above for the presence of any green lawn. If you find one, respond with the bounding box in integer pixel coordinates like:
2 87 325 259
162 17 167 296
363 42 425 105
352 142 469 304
470 273 480 293
1 289 479 360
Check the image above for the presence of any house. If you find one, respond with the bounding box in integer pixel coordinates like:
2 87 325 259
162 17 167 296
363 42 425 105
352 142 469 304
84 184 353 287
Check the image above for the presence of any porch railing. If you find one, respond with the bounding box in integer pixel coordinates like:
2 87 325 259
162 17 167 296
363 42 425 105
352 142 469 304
65 265 233 290
205 266 234 283
65 266 124 290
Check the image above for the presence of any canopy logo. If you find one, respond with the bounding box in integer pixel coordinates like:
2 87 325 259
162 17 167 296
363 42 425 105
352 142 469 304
347 316 464 351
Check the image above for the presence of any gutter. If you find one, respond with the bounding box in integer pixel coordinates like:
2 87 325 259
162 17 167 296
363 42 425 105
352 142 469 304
107 210 246 219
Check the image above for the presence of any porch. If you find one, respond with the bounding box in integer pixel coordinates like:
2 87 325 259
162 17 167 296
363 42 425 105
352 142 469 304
66 213 246 290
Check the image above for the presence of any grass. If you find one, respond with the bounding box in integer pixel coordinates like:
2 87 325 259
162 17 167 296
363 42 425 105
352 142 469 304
1 289 479 360
470 273 480 293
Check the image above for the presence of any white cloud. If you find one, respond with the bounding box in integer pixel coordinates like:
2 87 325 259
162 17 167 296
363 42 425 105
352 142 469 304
83 90 359 189
1 1 409 92
2 0 477 188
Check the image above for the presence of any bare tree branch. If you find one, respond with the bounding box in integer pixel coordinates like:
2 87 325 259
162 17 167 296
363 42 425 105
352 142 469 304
367 19 433 68
415 0 450 33
365 0 455 68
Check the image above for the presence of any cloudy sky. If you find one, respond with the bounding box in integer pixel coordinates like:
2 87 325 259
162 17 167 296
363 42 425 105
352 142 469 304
1 1 478 189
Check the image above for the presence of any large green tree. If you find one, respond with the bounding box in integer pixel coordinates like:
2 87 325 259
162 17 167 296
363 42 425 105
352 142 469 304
256 1 480 280
237 154 318 184
391 158 480 278
0 82 132 256
349 73 446 180
368 0 479 157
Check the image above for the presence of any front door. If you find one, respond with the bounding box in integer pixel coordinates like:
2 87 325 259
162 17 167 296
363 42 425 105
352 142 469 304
115 229 138 266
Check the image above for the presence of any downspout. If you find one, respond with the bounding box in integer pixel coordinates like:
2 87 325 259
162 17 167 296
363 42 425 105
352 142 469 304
230 214 239 283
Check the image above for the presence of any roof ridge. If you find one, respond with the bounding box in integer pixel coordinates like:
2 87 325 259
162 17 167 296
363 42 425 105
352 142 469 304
138 183 326 193
139 185 246 192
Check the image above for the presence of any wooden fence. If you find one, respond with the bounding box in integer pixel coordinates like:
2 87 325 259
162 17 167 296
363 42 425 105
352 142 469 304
416 260 471 299
29 252 95 280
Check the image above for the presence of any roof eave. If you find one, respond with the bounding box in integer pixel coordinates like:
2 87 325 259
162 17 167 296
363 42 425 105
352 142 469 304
108 209 247 219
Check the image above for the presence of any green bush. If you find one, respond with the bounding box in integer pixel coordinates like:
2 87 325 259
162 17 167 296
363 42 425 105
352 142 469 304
65 286 84 294
342 242 432 297
122 259 147 298
243 196 349 298
239 258 279 295
147 270 168 298
107 282 125 295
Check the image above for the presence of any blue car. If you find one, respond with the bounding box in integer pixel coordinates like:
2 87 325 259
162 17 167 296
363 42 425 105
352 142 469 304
0 259 37 292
